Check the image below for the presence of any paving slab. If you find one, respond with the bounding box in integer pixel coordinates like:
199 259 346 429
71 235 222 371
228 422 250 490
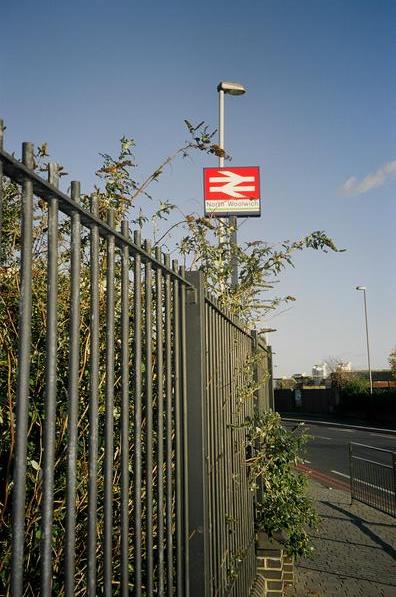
285 480 396 597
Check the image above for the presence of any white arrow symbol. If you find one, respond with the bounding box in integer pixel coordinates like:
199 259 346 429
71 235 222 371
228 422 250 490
209 170 256 198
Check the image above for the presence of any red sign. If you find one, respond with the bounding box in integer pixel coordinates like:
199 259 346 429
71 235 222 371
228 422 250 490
203 166 261 217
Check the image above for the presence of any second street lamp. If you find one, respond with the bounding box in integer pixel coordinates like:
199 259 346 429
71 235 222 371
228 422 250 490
217 81 246 287
356 286 373 394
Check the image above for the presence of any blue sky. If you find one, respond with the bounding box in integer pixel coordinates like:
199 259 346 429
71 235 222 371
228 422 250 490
1 0 395 376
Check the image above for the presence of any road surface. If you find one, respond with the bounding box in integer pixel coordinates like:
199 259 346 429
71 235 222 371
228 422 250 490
282 418 396 484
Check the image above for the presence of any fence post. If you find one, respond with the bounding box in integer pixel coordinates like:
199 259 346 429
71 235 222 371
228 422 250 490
267 345 274 410
251 330 261 411
251 330 265 510
251 331 270 414
349 443 353 505
185 271 210 597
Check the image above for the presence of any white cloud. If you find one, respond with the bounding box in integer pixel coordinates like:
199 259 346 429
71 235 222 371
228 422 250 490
340 160 396 196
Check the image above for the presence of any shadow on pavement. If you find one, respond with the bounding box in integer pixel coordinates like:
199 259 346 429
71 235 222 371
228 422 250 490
321 500 396 559
296 564 396 589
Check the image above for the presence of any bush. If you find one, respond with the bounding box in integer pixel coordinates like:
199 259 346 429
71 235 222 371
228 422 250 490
245 411 318 559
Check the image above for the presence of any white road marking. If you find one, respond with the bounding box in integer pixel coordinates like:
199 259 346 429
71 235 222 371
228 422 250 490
331 470 350 479
335 429 355 433
370 433 396 439
304 459 311 464
282 418 396 435
353 479 395 496
314 435 333 440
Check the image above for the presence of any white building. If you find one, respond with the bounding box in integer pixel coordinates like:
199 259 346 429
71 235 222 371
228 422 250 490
312 362 329 384
337 361 352 372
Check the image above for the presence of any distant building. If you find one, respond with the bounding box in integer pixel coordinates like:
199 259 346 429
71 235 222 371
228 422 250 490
338 361 352 372
312 362 328 384
292 372 306 380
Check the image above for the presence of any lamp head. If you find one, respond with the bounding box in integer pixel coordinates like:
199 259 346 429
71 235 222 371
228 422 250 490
356 286 366 291
217 81 246 95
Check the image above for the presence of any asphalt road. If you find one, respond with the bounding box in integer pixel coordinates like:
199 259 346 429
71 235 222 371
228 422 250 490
282 418 396 483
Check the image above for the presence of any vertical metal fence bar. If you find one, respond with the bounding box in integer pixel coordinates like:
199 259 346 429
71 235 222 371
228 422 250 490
104 209 115 596
216 312 223 594
235 344 240 597
134 230 143 596
380 465 384 512
223 317 231 593
88 195 100 596
392 454 396 517
235 329 243 594
205 303 214 592
65 181 81 597
225 321 234 592
217 312 225 595
11 141 34 597
185 272 209 597
41 162 59 597
245 336 251 590
172 259 183 596
230 324 237 596
145 240 154 596
220 315 227 592
244 335 250 590
381 466 385 512
209 307 219 593
164 254 173 596
268 347 274 410
120 221 130 596
247 335 254 588
217 311 223 593
238 331 247 591
380 465 385 512
248 336 256 588
237 330 244 590
179 266 190 596
155 247 165 596
349 445 353 504
232 327 239 589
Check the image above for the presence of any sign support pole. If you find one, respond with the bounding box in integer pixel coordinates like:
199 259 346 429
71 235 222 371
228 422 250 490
218 88 238 288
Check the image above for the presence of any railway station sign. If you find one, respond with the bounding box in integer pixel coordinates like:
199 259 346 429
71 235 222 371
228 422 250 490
203 166 261 217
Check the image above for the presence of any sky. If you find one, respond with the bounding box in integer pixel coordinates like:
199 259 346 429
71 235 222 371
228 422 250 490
1 0 395 376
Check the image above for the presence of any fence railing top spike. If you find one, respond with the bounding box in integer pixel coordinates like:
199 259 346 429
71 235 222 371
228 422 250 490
133 229 141 245
121 220 129 236
90 194 98 216
22 142 34 169
0 145 193 288
70 181 81 202
48 162 59 188
107 207 114 226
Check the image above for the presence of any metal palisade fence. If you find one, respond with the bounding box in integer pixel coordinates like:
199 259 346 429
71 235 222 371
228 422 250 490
0 120 273 596
349 442 396 518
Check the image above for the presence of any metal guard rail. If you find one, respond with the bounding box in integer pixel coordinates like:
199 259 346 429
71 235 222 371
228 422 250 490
349 441 396 517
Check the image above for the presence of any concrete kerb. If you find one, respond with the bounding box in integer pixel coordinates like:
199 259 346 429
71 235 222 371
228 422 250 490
281 415 396 435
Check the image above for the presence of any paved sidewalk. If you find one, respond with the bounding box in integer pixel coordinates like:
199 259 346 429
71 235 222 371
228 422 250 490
286 480 396 597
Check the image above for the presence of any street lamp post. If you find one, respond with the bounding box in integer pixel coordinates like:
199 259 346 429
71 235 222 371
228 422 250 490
217 81 246 287
356 286 373 394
